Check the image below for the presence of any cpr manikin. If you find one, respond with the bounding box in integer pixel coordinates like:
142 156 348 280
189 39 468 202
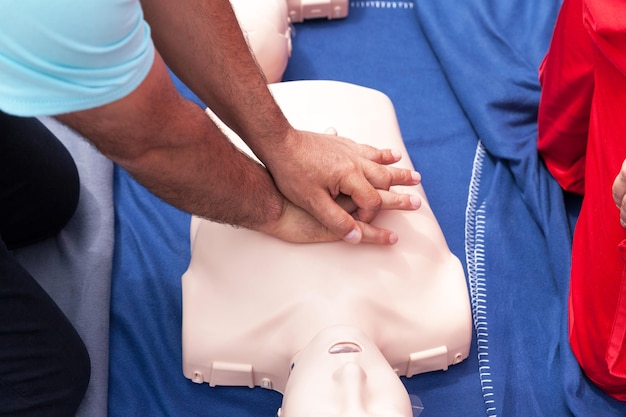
181 81 472 417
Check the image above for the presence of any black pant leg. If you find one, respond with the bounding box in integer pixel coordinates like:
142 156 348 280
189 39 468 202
0 112 80 249
0 240 91 417
0 112 89 416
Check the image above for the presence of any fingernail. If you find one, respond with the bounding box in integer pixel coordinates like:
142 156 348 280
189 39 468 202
343 228 361 244
388 232 398 245
621 219 626 228
391 149 402 160
410 195 421 209
412 171 421 182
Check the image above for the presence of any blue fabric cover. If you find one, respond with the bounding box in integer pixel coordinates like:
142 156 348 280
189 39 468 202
108 1 626 415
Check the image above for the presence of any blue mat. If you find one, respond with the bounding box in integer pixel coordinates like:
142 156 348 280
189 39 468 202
108 1 626 415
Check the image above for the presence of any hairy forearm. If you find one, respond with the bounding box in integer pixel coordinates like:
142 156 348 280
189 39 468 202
56 55 285 232
140 0 291 159
134 1 421 244
120 109 285 230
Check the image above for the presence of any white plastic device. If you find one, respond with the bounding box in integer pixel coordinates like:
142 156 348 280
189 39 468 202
230 0 293 83
286 0 349 22
229 0 350 82
182 80 472 416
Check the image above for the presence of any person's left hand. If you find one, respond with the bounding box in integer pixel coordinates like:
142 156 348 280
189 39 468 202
613 158 626 227
261 128 421 244
262 189 421 244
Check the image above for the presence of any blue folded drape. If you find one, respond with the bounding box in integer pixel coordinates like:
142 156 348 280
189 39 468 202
415 0 626 415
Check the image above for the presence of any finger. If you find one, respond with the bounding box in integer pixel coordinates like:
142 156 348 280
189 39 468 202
356 221 399 245
266 202 342 243
377 190 422 211
307 191 363 243
335 190 421 214
364 163 421 190
334 194 358 213
354 191 421 226
338 176 383 224
613 159 626 208
346 140 403 165
358 144 403 165
329 135 402 165
338 170 423 223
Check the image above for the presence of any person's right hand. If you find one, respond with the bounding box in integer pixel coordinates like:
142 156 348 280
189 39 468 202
259 128 421 245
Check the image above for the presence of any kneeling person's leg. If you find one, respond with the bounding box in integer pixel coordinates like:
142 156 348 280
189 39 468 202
0 111 80 249
0 112 89 415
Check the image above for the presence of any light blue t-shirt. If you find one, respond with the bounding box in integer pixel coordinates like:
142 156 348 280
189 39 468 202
0 0 155 116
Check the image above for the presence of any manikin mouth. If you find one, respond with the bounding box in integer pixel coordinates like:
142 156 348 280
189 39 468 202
328 341 362 354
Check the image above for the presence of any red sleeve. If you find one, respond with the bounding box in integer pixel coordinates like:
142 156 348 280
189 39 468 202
584 0 626 77
537 0 595 195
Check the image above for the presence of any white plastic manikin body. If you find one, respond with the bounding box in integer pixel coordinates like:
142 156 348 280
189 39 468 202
229 0 350 83
230 0 292 83
181 80 472 417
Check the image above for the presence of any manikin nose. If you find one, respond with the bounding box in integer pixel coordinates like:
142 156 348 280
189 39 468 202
332 362 411 417
333 362 369 416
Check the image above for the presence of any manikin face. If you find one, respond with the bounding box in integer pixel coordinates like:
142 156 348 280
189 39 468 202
278 325 414 417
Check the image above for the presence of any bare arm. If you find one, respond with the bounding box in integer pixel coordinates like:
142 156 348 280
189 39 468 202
140 0 421 243
56 54 285 234
140 0 399 166
140 0 291 145
56 54 414 243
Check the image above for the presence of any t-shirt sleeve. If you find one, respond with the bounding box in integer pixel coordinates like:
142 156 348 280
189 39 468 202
0 0 155 116
537 0 594 196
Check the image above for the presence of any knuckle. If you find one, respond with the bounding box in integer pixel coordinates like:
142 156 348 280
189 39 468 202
332 212 355 234
366 192 383 211
362 227 389 244
376 169 393 189
399 193 410 208
402 168 415 184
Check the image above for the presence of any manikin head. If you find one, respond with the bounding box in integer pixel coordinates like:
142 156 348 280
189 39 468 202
278 325 422 417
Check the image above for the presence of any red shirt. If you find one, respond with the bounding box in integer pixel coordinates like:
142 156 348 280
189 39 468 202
538 0 626 400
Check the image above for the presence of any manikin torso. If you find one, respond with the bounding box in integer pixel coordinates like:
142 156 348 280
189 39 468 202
183 202 468 393
181 81 472 416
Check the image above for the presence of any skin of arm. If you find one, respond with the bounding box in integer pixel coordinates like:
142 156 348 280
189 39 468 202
139 0 421 243
56 53 418 244
56 54 285 236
